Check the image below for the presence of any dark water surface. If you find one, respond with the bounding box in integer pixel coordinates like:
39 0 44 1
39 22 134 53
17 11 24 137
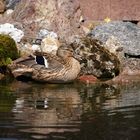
0 78 140 140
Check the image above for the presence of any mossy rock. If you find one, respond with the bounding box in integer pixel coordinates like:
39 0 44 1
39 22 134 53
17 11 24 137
0 34 19 66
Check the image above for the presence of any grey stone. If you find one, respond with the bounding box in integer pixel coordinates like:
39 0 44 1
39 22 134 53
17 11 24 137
6 0 21 9
90 21 140 56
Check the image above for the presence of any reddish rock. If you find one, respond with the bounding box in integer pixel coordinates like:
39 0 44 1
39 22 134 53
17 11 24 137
11 0 83 41
79 0 140 21
78 75 98 83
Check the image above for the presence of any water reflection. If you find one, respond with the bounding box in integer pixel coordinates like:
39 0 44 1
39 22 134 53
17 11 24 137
79 83 140 140
10 81 82 139
0 79 140 140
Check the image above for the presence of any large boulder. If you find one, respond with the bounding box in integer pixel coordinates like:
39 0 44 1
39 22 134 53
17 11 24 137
71 36 121 79
90 21 140 56
11 0 83 42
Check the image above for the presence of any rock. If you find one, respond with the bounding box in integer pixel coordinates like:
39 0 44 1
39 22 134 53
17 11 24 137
78 75 98 84
38 29 60 55
105 36 124 61
4 9 14 15
0 0 6 13
105 36 140 76
108 74 140 85
41 37 60 55
0 34 19 66
105 58 140 84
0 23 24 42
38 29 58 40
122 58 140 75
90 21 140 56
17 43 33 56
18 29 60 56
11 0 83 42
81 20 102 35
6 0 21 10
105 36 123 54
71 36 121 79
18 36 60 57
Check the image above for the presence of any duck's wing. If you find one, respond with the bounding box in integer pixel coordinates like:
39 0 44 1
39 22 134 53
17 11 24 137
8 51 67 80
8 56 34 79
34 51 66 70
9 55 46 79
11 55 39 68
13 55 34 64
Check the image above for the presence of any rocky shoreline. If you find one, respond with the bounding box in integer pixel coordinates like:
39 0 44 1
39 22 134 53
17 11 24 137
0 0 140 84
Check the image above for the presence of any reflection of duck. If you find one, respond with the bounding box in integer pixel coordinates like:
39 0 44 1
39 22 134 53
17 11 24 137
34 98 48 109
8 45 81 83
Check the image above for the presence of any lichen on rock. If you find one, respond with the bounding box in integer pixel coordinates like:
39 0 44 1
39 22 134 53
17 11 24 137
0 34 19 66
71 36 121 79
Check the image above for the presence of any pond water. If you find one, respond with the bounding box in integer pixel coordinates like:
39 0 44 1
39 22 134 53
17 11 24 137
0 78 140 140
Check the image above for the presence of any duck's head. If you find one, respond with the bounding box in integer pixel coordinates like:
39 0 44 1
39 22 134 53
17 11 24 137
57 45 74 59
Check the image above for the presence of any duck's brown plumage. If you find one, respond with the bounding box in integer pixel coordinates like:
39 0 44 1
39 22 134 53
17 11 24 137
8 45 81 83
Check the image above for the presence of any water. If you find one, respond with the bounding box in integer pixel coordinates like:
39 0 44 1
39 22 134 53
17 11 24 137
0 78 140 140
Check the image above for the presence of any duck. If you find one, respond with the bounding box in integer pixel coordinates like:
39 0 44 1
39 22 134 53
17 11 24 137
8 45 81 83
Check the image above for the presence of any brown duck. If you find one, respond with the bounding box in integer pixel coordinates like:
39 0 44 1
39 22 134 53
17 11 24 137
8 45 81 83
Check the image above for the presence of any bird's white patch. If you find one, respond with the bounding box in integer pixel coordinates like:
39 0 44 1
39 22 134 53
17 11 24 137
43 56 48 68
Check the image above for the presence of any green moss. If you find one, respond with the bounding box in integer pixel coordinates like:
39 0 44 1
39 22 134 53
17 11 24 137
0 34 19 66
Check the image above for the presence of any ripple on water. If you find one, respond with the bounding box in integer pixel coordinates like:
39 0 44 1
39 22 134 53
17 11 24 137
0 80 140 140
